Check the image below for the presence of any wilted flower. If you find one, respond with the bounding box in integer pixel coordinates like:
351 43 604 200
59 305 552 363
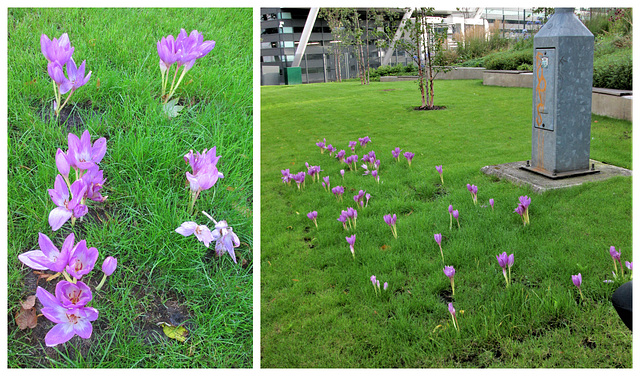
211 220 241 264
175 221 215 248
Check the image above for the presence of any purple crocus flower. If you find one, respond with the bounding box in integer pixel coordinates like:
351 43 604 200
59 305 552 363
18 232 74 273
448 302 459 331
443 265 456 295
336 150 346 162
383 282 388 291
174 28 216 72
340 169 345 179
55 148 70 180
332 185 344 201
403 152 414 166
81 164 107 202
281 169 292 184
365 193 371 207
496 252 511 287
65 239 99 280
383 214 398 239
434 233 444 262
323 176 330 191
337 212 348 230
48 175 88 231
572 273 584 300
370 275 377 286
66 58 92 92
102 256 117 276
435 165 443 184
326 144 336 156
466 184 478 205
489 198 494 211
307 211 318 228
358 136 370 148
293 171 306 189
36 285 99 347
157 34 179 72
626 261 633 271
516 195 531 225
316 138 326 153
56 280 93 308
448 204 454 229
452 209 460 229
349 141 357 152
345 155 358 170
609 246 624 277
392 147 402 161
346 234 356 259
47 61 71 94
41 33 74 66
175 221 215 248
67 130 107 171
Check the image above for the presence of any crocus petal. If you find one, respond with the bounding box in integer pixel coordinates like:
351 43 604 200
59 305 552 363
49 207 73 231
55 149 70 177
18 250 51 270
73 317 94 339
91 137 107 164
48 174 69 207
176 221 198 236
36 286 61 311
45 322 76 346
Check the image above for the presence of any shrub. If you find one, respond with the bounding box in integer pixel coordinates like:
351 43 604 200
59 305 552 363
483 50 532 70
592 49 632 90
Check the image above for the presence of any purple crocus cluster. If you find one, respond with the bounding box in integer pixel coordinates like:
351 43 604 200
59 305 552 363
338 207 358 230
403 152 414 166
370 275 388 296
391 147 402 162
41 33 91 117
358 136 371 148
349 141 358 153
332 185 344 201
157 29 215 103
184 148 224 214
281 169 294 184
18 233 117 346
316 138 327 153
609 246 631 279
305 163 322 182
322 176 331 192
496 252 515 287
345 154 358 171
353 190 366 208
49 130 107 231
307 211 318 228
466 184 478 205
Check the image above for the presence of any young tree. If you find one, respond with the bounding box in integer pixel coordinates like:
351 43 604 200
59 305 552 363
319 8 350 82
387 7 449 109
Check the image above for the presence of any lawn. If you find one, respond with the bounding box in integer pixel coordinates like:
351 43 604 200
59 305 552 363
7 8 253 367
260 80 632 367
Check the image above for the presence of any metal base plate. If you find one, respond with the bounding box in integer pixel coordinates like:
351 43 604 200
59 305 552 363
520 165 600 179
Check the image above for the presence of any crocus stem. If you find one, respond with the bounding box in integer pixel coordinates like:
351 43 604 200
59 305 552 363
503 270 509 287
57 89 75 117
579 288 584 301
450 280 455 296
439 245 444 263
508 267 512 286
449 214 452 230
451 315 457 331
314 219 318 228
95 273 108 291
440 176 444 185
619 259 625 277
62 271 73 283
165 64 181 104
455 316 460 331
189 190 201 216
456 218 460 229
202 210 217 224
167 66 189 104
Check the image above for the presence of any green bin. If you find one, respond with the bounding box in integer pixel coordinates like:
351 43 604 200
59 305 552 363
284 67 302 85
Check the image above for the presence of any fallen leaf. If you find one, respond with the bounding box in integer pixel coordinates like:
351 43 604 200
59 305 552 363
292 279 299 282
226 186 235 191
163 98 184 118
433 324 442 333
15 307 37 330
158 322 188 342
267 261 272 266
96 77 101 89
20 295 36 310
380 244 389 250
24 78 36 85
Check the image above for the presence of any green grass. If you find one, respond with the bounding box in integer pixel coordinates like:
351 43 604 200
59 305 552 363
260 80 632 367
8 8 252 367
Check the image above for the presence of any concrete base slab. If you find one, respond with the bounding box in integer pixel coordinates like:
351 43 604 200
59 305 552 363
481 160 631 193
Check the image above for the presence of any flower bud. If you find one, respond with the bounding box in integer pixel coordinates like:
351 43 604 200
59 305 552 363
102 256 117 276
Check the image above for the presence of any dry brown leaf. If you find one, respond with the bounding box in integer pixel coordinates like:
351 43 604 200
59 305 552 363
226 186 235 191
20 295 36 310
15 307 37 330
